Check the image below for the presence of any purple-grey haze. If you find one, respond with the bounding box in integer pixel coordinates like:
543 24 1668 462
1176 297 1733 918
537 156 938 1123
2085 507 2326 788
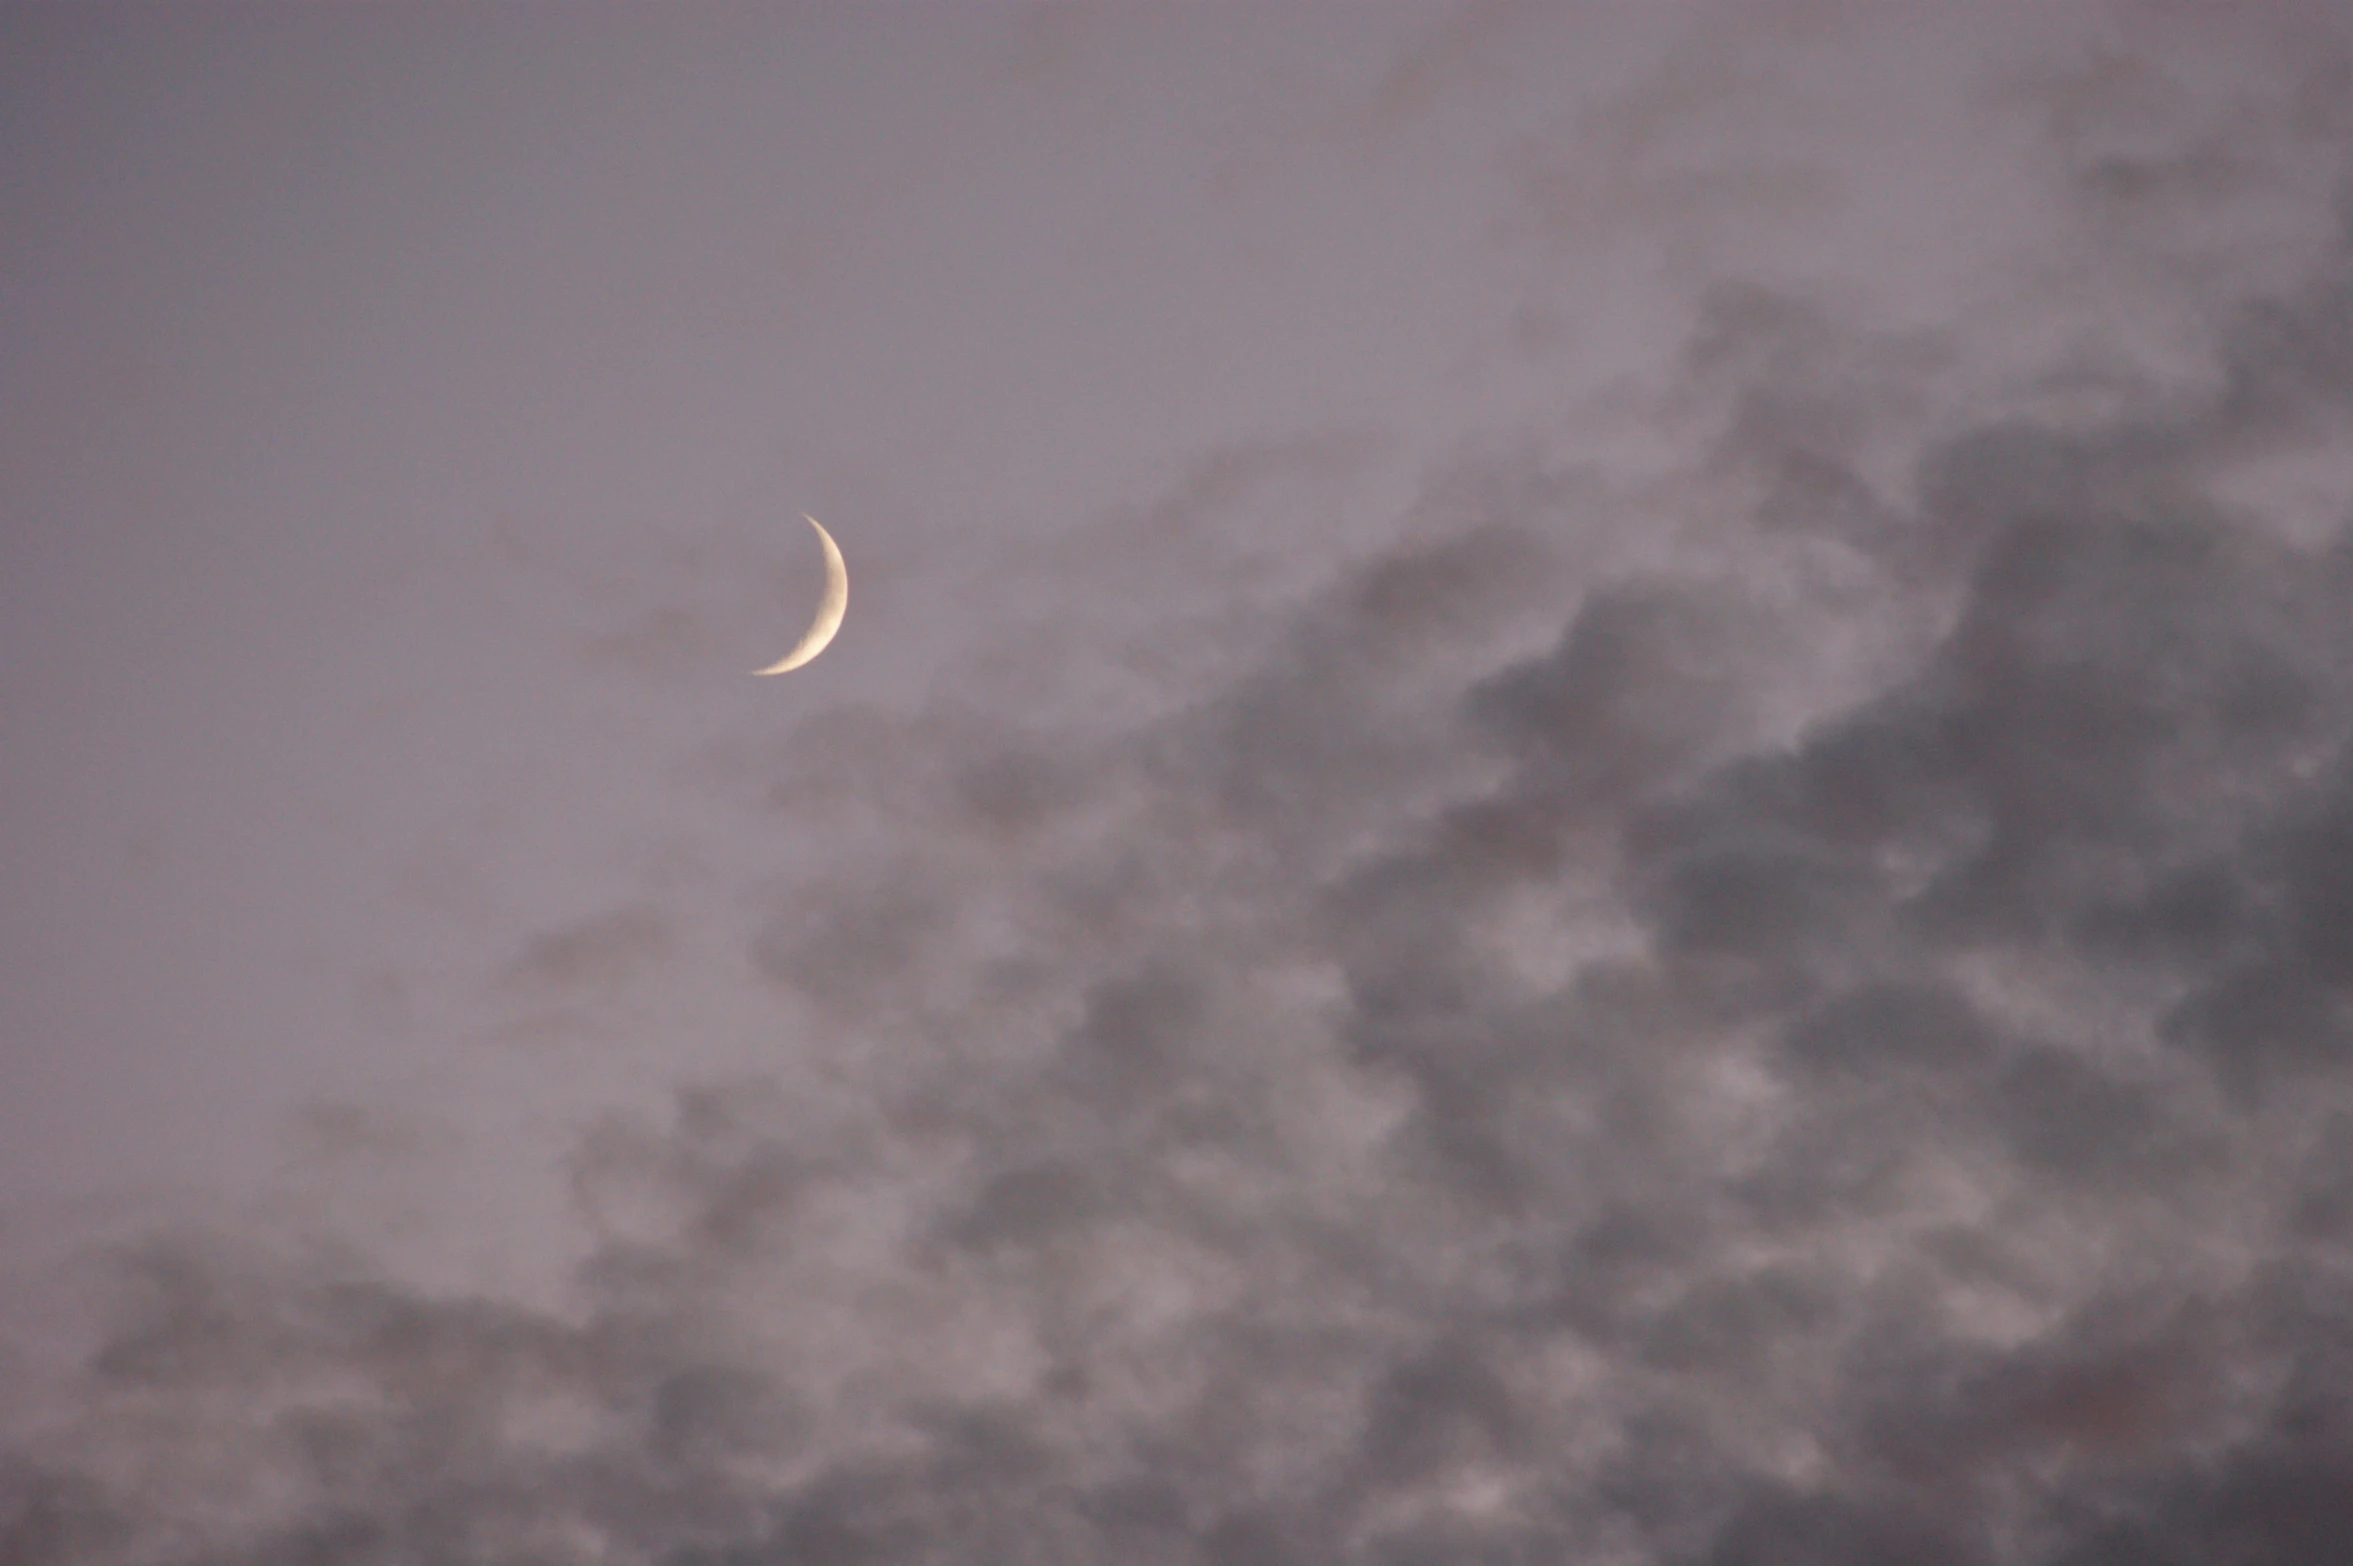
6 3 2353 1562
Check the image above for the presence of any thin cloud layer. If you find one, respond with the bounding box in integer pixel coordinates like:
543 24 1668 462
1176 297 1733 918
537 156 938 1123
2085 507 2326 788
10 8 2353 1566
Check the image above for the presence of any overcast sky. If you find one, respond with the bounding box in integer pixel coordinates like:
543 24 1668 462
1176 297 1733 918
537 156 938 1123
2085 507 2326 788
6 3 2353 1562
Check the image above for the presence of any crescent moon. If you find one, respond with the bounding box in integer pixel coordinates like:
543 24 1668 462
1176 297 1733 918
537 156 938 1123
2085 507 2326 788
753 515 848 675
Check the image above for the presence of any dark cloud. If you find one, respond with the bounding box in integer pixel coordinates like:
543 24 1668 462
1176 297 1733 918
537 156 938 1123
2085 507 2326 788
14 8 2353 1566
501 907 675 993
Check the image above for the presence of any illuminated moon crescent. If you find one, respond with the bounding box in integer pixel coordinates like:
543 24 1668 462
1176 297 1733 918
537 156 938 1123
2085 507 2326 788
753 515 848 675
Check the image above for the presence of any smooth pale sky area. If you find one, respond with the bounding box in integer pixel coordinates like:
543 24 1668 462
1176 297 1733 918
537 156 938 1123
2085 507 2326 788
7 3 2353 1561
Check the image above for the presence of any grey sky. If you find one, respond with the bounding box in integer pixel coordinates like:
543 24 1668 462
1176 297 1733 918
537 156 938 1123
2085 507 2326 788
6 3 2353 1562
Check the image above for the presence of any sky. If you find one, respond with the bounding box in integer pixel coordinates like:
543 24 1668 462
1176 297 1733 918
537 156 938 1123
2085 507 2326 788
4 2 2353 1561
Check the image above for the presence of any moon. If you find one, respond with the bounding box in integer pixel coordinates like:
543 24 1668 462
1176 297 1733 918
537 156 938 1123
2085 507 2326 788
753 515 848 675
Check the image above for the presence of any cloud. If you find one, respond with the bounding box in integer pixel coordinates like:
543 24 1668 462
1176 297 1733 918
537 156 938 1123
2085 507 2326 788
501 907 676 994
12 7 2353 1565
